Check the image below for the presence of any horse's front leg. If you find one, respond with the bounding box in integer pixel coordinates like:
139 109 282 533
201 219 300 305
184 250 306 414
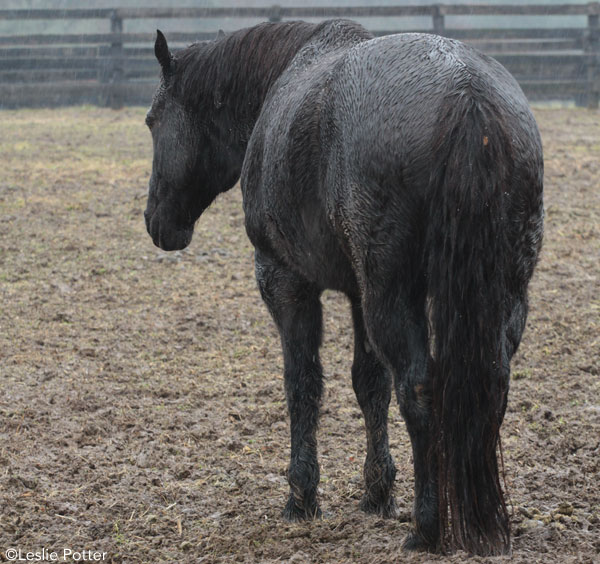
350 300 397 517
255 251 324 520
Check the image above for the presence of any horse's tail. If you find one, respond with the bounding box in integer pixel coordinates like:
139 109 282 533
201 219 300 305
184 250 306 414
426 90 513 555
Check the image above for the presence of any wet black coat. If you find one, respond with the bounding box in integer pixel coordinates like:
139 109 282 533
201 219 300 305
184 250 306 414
145 20 543 555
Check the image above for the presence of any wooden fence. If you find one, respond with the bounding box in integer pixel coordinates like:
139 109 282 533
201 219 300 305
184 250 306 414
1 3 599 109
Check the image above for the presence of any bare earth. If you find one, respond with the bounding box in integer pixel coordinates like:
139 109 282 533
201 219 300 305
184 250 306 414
0 106 598 563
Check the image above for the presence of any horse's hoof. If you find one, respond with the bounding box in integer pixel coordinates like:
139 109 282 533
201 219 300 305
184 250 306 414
359 495 398 518
282 495 322 521
402 531 438 553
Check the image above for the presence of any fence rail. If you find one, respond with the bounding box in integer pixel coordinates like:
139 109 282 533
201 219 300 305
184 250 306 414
2 4 600 17
1 3 599 109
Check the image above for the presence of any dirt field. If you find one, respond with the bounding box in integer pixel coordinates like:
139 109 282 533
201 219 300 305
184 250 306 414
0 106 598 564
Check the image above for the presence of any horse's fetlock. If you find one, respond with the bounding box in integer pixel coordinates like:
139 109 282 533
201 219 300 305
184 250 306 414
283 492 321 521
360 493 398 518
287 453 319 495
403 530 440 553
364 452 396 485
361 453 396 517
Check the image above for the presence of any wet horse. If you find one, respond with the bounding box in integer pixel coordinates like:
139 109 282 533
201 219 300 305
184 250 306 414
143 20 543 555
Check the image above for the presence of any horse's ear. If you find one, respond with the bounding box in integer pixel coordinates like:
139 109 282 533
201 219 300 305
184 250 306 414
155 29 173 73
216 29 226 40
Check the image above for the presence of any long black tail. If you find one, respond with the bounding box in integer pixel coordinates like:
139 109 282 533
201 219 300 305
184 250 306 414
426 90 513 555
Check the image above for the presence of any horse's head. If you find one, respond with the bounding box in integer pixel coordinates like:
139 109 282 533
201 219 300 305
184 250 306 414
144 30 240 251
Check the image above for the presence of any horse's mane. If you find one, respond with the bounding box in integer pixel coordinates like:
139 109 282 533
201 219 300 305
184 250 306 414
174 21 320 117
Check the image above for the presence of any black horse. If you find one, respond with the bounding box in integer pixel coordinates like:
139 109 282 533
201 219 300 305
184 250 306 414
144 20 543 555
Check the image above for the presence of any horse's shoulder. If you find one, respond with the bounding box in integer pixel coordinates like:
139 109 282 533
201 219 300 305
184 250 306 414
265 19 371 98
248 48 340 145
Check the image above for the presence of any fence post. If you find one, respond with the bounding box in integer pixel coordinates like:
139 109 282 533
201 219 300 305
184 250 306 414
432 4 445 37
269 4 282 23
585 2 600 109
109 10 124 109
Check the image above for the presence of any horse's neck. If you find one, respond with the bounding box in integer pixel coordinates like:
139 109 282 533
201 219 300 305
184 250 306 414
215 22 319 136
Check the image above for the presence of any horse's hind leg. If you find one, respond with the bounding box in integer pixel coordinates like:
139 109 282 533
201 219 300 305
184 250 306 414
397 353 439 552
362 286 439 551
255 250 323 521
350 300 397 517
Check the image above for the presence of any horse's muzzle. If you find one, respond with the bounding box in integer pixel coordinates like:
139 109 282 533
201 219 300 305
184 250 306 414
144 208 193 251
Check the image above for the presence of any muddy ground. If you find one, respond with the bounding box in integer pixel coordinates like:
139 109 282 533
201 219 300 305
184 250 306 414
0 107 598 563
